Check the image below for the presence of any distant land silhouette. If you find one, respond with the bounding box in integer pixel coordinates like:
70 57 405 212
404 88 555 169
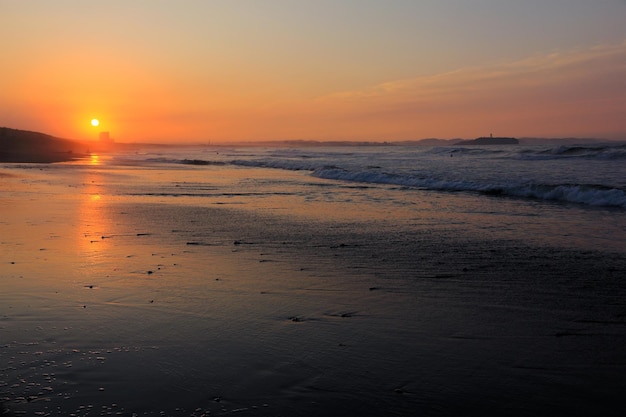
0 127 85 162
453 136 519 145
0 127 132 162
1 126 621 163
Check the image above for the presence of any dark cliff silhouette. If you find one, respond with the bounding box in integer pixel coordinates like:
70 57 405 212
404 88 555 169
0 127 86 162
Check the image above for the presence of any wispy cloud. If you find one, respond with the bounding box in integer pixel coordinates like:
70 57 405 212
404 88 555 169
309 41 626 138
323 41 626 102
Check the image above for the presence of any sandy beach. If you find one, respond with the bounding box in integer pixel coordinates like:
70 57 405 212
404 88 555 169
1 160 625 416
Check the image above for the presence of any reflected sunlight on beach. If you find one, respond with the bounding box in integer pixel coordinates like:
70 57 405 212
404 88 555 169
89 153 101 165
76 168 112 270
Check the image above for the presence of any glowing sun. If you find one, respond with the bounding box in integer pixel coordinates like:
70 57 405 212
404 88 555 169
91 118 100 127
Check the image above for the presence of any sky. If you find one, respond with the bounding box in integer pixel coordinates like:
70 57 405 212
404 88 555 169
1 0 625 143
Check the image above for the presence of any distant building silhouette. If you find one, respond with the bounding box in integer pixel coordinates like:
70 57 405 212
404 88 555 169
99 131 113 144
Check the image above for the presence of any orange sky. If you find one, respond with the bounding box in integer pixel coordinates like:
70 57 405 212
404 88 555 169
1 1 625 143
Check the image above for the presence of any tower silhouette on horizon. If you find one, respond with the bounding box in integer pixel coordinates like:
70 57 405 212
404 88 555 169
99 131 113 144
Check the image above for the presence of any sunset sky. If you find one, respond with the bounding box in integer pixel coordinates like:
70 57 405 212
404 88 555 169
1 0 625 143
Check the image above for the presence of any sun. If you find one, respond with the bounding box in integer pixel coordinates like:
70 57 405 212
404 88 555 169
91 118 100 127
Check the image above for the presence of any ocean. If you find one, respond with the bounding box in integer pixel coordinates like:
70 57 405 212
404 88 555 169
115 142 626 251
1 142 625 416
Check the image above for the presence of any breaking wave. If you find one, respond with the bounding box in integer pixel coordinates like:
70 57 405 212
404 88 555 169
427 144 626 160
139 143 626 209
178 157 319 171
312 167 626 208
519 144 626 160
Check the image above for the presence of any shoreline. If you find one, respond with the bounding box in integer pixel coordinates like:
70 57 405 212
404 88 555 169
0 150 87 163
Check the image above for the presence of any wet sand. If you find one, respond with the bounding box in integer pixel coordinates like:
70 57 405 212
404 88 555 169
1 165 625 416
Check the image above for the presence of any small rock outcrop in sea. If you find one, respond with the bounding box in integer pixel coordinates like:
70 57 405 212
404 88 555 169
454 136 519 145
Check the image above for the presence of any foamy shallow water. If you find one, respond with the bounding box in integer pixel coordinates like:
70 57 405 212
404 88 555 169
1 148 625 416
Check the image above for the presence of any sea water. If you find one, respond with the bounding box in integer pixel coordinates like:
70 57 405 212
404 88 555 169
134 143 626 206
101 142 626 252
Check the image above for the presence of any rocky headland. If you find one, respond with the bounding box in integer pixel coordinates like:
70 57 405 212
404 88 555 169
0 127 86 162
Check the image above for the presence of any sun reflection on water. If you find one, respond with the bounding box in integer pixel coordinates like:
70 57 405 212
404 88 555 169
77 168 112 266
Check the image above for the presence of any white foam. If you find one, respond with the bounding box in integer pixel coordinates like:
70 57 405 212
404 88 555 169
312 167 626 208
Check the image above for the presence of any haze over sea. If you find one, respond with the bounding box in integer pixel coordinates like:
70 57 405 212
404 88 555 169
1 141 625 416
